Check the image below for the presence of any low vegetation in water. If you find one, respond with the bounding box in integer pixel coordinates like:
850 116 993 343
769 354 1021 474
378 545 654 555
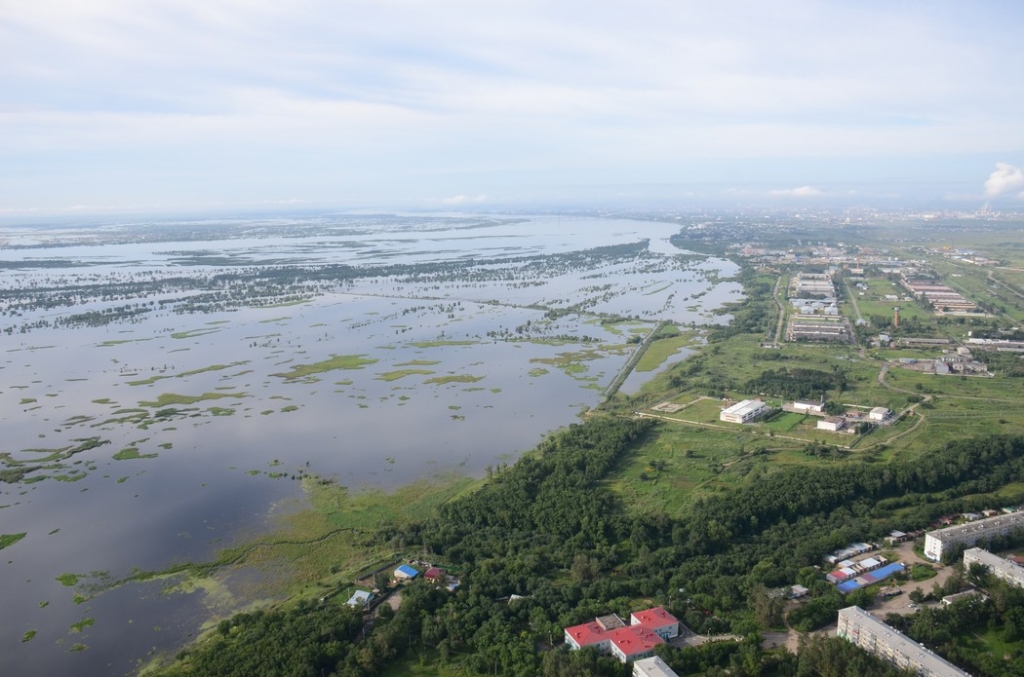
69 617 94 633
424 374 483 385
113 448 158 461
126 362 247 386
0 532 27 550
271 354 378 381
139 392 247 408
375 369 436 382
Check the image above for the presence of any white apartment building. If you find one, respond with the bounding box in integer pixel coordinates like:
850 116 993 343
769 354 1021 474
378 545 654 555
924 511 1024 561
837 606 970 677
963 547 1024 588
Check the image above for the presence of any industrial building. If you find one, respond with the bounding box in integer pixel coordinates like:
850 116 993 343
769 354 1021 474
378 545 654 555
720 399 769 424
792 399 824 413
924 511 1024 561
837 606 970 677
817 416 845 432
963 548 1024 588
869 407 890 422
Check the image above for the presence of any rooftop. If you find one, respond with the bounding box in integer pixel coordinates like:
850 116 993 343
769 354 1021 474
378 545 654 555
631 607 677 627
633 656 679 677
722 399 766 416
964 547 1024 581
928 511 1024 541
838 606 970 677
566 606 679 659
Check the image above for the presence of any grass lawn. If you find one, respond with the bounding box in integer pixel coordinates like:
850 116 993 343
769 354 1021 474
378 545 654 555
763 412 807 432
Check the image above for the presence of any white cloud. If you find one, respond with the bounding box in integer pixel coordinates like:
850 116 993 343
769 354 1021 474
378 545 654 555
3 1 1024 211
984 162 1024 197
769 186 822 197
442 194 487 205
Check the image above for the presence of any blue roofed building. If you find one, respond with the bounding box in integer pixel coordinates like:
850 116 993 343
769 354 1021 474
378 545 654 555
346 590 374 608
394 564 419 580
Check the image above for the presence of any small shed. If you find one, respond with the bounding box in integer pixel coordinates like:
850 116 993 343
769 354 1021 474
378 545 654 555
346 590 374 608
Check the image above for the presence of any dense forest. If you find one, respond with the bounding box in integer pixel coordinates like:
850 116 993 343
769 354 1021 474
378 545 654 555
743 367 847 400
148 411 1024 676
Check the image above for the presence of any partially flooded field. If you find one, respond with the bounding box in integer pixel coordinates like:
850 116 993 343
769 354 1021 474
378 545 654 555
0 214 740 675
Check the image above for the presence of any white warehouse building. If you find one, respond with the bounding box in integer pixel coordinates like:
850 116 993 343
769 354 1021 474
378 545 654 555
720 399 770 424
924 511 1024 561
963 548 1024 588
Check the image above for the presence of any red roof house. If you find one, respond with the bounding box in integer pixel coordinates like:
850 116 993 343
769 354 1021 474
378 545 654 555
564 607 679 663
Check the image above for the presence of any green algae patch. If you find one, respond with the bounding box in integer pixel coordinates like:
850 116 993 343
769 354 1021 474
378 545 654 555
139 392 247 408
170 328 221 339
375 369 436 382
0 532 27 550
272 354 378 381
126 361 248 386
21 630 37 642
395 359 441 366
408 340 478 348
15 437 109 464
56 573 79 587
425 374 484 385
70 618 94 633
113 448 158 461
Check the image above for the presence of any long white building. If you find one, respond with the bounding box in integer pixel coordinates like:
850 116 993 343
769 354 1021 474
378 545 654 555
963 547 1024 588
924 511 1024 561
837 606 970 677
720 399 769 424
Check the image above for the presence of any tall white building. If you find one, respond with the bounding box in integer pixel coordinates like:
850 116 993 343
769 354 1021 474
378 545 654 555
837 606 970 677
963 547 1024 588
923 511 1024 561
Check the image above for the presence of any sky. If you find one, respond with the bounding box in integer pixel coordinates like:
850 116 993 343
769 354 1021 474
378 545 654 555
2 0 1024 217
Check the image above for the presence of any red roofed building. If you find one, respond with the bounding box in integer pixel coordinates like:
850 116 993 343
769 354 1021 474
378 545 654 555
424 567 445 583
629 608 680 640
564 607 679 663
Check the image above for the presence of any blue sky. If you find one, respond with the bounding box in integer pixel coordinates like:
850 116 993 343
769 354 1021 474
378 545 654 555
2 0 1024 216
